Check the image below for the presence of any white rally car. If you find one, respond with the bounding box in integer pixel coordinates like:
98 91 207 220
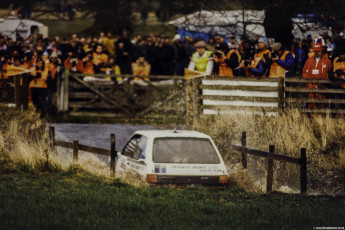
116 130 229 187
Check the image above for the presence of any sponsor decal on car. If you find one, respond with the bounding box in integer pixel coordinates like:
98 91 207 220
161 165 166 173
154 165 167 173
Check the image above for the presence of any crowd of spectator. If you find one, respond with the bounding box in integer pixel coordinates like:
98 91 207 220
1 28 345 117
1 30 345 79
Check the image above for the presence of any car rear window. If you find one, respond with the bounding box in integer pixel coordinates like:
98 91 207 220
153 138 220 164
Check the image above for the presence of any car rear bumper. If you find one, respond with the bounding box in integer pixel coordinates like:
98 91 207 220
147 175 229 187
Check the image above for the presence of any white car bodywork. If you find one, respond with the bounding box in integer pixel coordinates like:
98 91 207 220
116 130 229 186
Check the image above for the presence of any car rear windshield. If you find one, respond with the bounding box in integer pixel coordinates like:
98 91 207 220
153 138 220 164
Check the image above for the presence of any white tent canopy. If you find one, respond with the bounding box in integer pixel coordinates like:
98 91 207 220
292 17 332 39
169 10 332 40
0 16 48 41
169 10 265 39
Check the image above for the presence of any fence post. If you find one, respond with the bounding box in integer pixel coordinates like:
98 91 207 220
300 148 307 194
14 75 22 110
192 78 201 122
73 140 78 163
110 134 116 177
63 68 70 119
186 79 193 127
21 74 29 110
56 70 62 112
278 78 284 112
266 145 275 193
49 126 55 150
241 131 247 168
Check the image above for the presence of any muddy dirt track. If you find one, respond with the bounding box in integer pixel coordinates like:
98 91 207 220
52 123 160 151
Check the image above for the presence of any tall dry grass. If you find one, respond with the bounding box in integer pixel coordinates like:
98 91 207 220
0 108 111 178
0 107 62 173
0 107 146 187
193 109 345 194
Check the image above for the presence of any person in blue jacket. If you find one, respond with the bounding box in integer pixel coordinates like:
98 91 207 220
238 36 271 77
294 38 307 75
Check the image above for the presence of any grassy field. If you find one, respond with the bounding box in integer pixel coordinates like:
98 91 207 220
0 105 345 229
0 167 345 230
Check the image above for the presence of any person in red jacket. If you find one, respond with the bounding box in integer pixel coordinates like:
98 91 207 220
302 42 332 117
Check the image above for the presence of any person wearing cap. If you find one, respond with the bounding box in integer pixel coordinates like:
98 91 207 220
267 42 294 78
47 52 61 80
213 42 239 77
302 42 332 117
326 47 334 61
240 35 270 77
187 40 214 75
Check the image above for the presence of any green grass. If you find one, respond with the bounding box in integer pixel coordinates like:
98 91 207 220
37 19 95 39
38 19 176 39
0 168 344 230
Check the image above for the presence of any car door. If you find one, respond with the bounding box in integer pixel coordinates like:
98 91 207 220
116 134 148 178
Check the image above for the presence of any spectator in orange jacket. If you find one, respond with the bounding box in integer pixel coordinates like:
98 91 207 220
131 56 151 85
29 58 49 117
93 44 108 73
64 53 84 73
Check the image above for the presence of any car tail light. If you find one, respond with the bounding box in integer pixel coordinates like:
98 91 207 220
219 175 229 184
146 174 158 183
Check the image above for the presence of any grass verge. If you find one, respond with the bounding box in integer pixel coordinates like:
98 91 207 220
0 169 344 230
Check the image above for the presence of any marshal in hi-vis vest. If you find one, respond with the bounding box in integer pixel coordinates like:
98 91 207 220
29 67 48 88
269 51 290 78
245 49 270 77
333 57 345 88
192 51 212 73
213 50 240 77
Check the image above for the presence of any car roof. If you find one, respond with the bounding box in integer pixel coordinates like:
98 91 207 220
133 130 211 139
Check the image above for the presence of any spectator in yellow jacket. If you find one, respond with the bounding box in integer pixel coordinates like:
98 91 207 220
103 32 115 55
131 56 151 85
93 44 108 73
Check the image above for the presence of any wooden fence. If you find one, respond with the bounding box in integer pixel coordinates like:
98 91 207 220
284 77 345 114
187 76 345 120
49 126 117 177
2 71 345 122
232 131 307 193
188 77 283 118
58 69 184 119
0 71 29 110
